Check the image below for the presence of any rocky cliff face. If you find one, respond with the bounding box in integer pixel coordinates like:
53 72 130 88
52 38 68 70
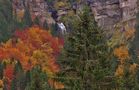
90 0 137 30
90 0 121 29
12 0 138 30
13 0 54 26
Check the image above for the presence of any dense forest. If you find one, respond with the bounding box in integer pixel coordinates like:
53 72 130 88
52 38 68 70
0 0 139 90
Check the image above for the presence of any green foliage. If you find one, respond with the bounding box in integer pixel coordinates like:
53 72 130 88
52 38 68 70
0 0 15 42
58 6 113 90
132 12 139 52
50 23 58 37
10 62 27 90
25 66 52 90
14 7 33 30
0 0 33 42
22 7 32 28
47 0 53 3
9 65 52 90
0 62 4 79
33 17 40 26
43 20 49 30
127 9 139 90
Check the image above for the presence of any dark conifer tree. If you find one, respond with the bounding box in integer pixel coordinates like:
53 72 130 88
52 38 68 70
43 20 49 30
25 67 52 90
0 0 15 42
58 6 112 90
23 7 32 28
33 17 40 26
129 3 139 89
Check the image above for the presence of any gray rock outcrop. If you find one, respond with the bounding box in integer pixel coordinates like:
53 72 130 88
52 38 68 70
90 0 137 30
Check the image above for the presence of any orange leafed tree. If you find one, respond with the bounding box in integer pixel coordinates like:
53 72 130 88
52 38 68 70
0 26 64 89
114 44 138 78
114 45 129 78
114 45 129 64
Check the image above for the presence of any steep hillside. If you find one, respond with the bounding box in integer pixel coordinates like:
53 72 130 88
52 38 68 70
12 0 137 30
0 0 139 90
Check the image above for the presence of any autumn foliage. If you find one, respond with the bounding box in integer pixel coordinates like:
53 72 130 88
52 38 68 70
114 44 138 78
124 29 135 40
0 26 64 89
114 45 129 64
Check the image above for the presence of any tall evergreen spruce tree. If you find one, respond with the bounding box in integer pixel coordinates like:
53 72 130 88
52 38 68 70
23 7 32 28
132 3 139 58
43 20 49 30
33 17 40 26
136 2 139 82
58 6 112 90
129 3 139 89
0 0 16 42
0 0 32 42
25 67 52 90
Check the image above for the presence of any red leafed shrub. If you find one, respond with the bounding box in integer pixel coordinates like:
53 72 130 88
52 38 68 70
3 65 14 90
